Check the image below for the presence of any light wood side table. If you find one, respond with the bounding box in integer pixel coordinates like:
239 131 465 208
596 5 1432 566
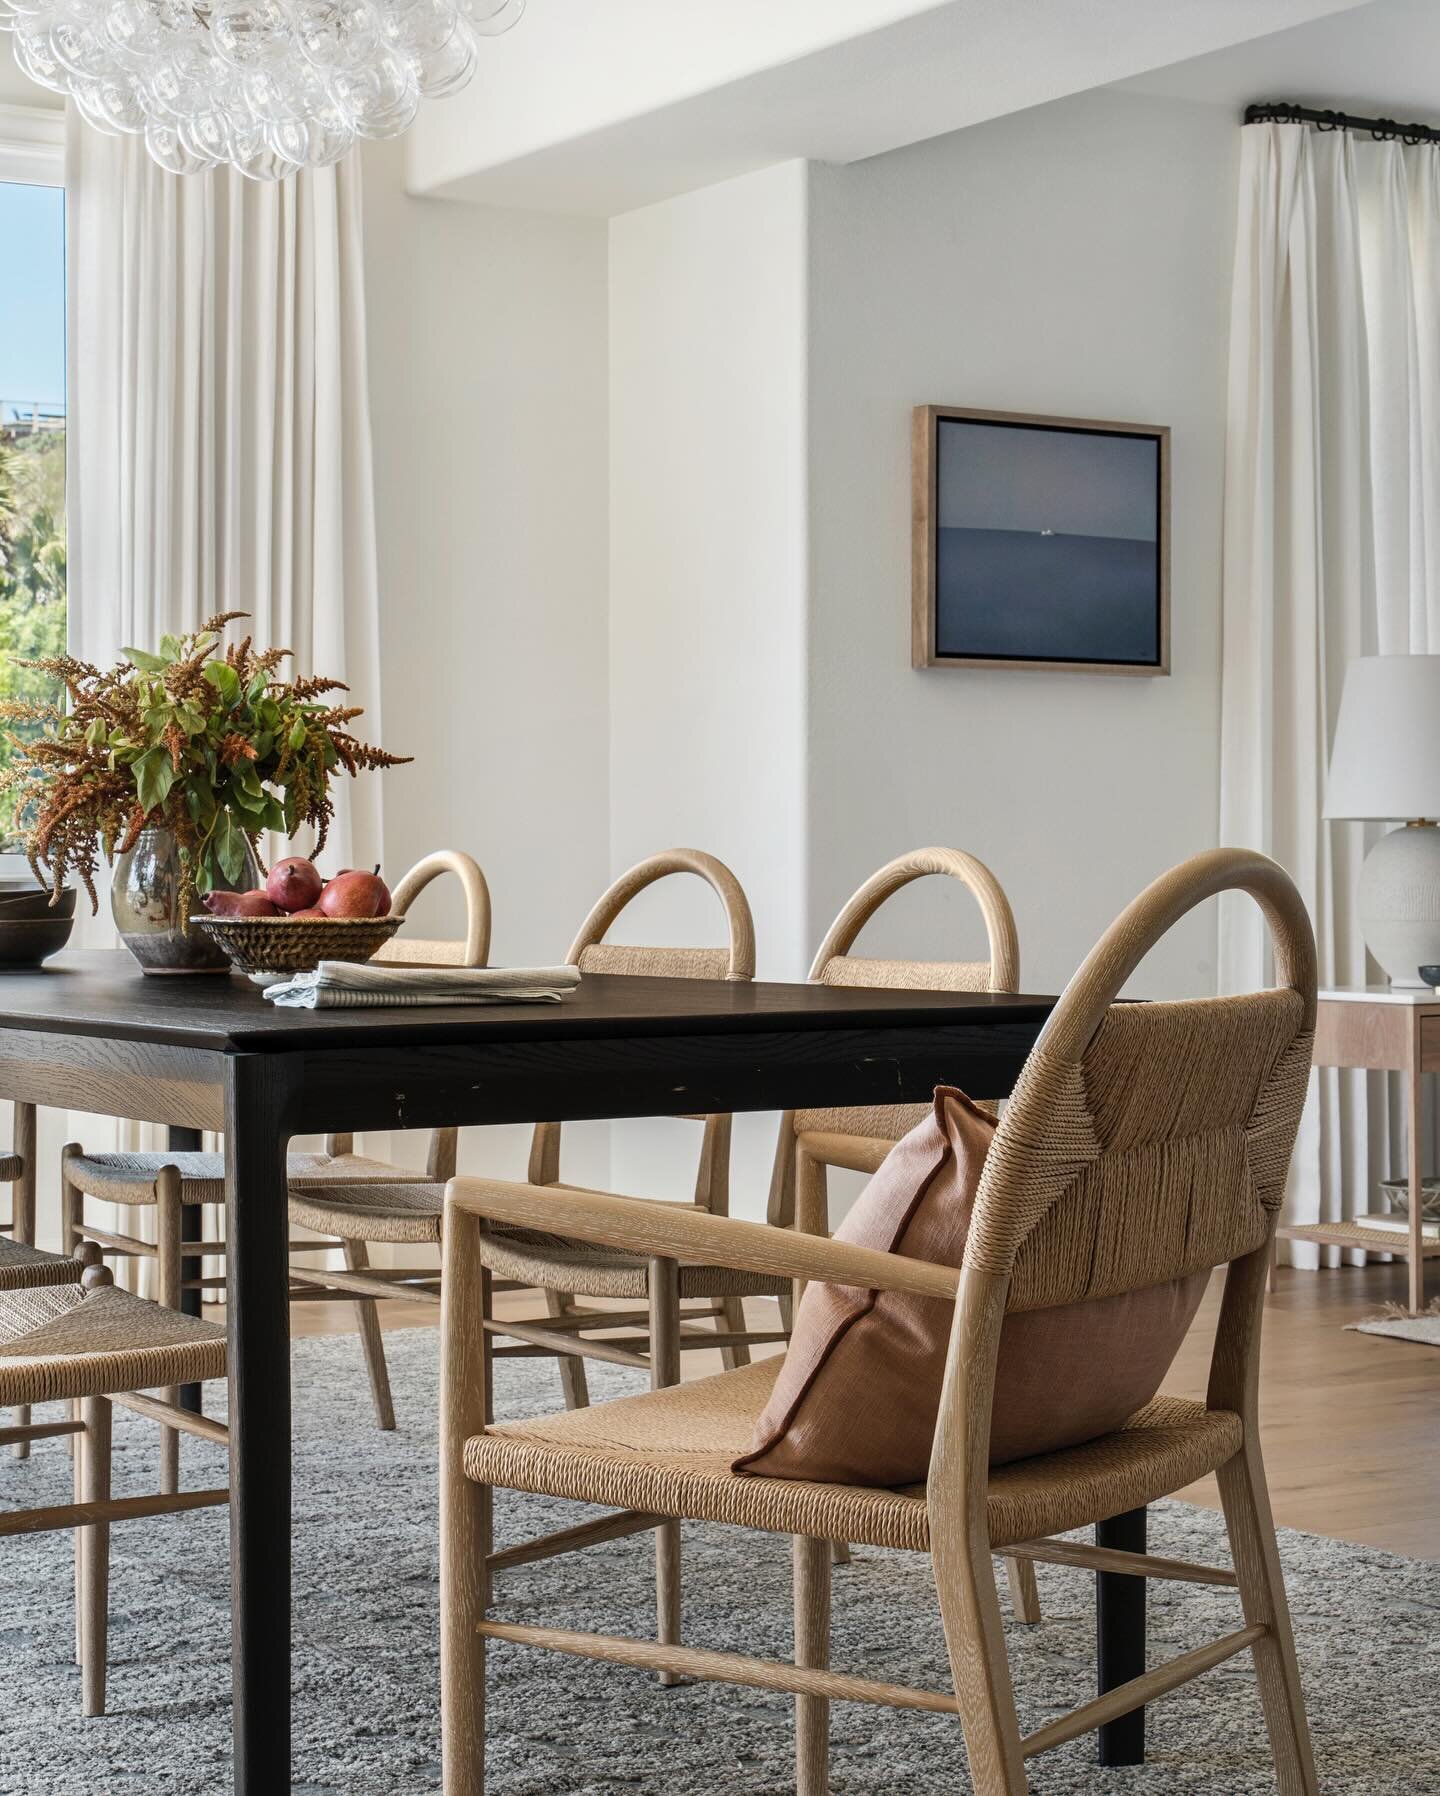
1277 986 1440 1312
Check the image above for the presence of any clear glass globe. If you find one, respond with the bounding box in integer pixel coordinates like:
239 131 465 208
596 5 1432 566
145 116 219 174
328 49 418 137
412 21 475 98
208 0 290 69
382 0 457 58
294 0 381 72
461 0 522 35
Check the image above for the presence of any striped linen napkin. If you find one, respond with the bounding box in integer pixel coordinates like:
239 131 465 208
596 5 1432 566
262 962 582 1009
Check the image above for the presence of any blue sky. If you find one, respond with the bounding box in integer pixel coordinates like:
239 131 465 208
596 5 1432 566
0 179 65 412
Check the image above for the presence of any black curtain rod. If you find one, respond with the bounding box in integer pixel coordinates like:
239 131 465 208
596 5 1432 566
1245 100 1440 147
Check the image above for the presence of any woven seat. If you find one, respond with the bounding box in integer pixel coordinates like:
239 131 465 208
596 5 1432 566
0 1279 226 1407
476 1218 790 1301
289 1179 445 1243
0 1150 21 1183
67 1147 425 1206
66 1149 226 1205
0 1237 86 1292
467 1359 1242 1553
0 1262 229 1720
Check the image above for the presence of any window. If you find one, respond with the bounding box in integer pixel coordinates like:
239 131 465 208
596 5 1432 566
0 113 65 862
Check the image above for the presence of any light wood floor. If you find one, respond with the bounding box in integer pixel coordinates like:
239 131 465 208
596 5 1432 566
287 1258 1439 1561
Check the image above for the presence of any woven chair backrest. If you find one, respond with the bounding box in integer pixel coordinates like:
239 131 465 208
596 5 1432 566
527 851 755 1198
968 848 1316 1313
793 847 1019 1144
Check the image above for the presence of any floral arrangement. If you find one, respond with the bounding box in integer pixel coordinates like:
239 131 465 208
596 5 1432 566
0 612 408 913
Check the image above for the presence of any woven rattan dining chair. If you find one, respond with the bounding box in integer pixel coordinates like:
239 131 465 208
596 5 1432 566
0 1251 228 1716
761 848 1033 1605
0 1100 39 1457
464 850 792 1684
62 850 491 1469
439 847 1321 1796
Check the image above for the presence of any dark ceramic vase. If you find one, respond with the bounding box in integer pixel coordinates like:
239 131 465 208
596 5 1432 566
111 827 259 974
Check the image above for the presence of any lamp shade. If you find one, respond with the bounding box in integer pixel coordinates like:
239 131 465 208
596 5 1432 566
1325 655 1440 820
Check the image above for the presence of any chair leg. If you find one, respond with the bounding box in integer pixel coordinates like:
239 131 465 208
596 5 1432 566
78 1396 112 1717
794 1534 831 1796
649 1258 682 1687
1004 1555 1041 1624
344 1241 397 1432
442 1241 492 1796
156 1168 183 1496
11 1102 35 1458
546 1289 590 1410
934 1539 1029 1796
1218 1443 1320 1795
714 1295 750 1370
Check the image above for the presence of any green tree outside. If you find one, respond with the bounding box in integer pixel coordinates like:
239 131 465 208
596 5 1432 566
0 425 67 847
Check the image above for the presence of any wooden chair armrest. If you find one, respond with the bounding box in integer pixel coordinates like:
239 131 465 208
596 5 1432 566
796 1130 893 1177
445 1177 958 1301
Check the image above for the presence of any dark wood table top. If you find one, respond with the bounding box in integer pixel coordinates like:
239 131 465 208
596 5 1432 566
0 950 1056 1054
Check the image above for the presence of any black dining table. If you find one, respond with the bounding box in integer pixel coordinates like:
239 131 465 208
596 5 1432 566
0 951 1157 1790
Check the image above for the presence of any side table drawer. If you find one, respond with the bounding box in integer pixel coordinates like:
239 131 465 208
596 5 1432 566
1422 1015 1440 1072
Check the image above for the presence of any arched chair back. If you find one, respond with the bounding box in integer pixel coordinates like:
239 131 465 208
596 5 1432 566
377 850 492 969
930 846 1316 1569
769 847 1018 1225
329 849 492 1180
527 850 755 1205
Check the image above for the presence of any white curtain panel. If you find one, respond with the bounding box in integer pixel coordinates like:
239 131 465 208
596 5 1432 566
1220 120 1440 1264
63 113 385 1286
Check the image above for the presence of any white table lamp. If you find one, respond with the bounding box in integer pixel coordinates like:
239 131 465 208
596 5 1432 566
1326 654 1440 986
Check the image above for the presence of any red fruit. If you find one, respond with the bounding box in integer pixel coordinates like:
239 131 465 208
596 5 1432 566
266 857 324 914
286 906 326 919
202 889 277 917
317 865 391 919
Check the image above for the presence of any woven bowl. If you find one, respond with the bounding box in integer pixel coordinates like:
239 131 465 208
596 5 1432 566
190 914 402 976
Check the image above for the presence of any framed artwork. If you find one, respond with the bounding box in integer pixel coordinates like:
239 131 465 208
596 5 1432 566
911 405 1170 675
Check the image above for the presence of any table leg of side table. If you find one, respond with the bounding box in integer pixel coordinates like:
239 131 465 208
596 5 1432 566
1407 1063 1425 1315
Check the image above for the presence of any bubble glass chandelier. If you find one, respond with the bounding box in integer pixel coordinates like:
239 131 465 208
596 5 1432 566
0 0 524 179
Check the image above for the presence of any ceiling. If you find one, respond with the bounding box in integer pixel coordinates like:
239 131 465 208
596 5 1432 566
1119 0 1440 120
405 0 1372 214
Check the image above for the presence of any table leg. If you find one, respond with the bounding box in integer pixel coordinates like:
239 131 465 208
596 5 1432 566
1407 1063 1425 1315
224 1056 295 1796
1096 1506 1146 1766
168 1125 205 1415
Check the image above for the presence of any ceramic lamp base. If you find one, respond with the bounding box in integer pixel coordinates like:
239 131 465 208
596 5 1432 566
1358 822 1440 987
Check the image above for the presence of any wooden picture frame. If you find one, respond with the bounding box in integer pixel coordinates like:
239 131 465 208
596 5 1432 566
911 405 1171 676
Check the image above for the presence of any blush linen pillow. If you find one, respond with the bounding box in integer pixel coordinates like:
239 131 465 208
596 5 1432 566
735 1088 1209 1486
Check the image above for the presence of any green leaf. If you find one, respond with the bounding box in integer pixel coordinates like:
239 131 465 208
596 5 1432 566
159 633 183 660
213 812 248 885
123 648 168 673
203 662 241 705
287 717 307 751
261 797 287 834
133 745 177 815
185 776 217 829
247 671 269 705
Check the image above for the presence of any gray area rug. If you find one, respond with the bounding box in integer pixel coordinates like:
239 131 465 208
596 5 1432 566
2 1328 1436 1794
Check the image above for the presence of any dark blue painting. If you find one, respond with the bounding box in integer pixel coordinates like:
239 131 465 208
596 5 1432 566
931 416 1164 669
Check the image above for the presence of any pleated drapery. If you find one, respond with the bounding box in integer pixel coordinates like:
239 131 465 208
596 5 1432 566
63 116 385 1287
1220 120 1440 1263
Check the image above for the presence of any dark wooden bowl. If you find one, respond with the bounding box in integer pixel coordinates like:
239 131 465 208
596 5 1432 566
0 889 76 966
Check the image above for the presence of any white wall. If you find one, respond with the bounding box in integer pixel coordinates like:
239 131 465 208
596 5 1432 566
805 89 1236 1002
607 160 810 1211
361 138 612 1185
